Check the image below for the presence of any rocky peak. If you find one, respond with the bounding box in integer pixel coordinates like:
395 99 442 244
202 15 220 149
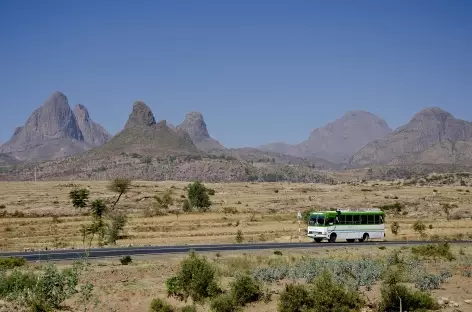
73 104 111 146
178 112 211 141
124 101 156 129
177 112 224 151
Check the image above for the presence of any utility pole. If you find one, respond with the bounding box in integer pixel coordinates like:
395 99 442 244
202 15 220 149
34 167 37 183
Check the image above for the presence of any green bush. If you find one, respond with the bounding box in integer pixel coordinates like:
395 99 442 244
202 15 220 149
108 212 128 244
274 250 283 256
411 243 455 261
230 274 262 306
310 271 364 312
0 262 84 311
187 181 211 212
149 298 174 312
166 251 221 303
182 199 191 212
377 284 438 312
0 257 26 269
277 271 363 312
181 306 197 312
120 256 132 265
235 230 244 244
210 294 239 312
278 284 313 312
69 188 90 209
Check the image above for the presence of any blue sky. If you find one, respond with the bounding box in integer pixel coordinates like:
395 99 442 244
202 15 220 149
1 0 471 147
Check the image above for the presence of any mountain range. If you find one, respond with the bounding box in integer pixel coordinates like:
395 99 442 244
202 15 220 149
1 91 471 181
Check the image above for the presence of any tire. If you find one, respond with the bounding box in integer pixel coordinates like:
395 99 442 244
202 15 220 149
346 239 355 243
314 238 323 243
328 233 337 243
359 233 369 242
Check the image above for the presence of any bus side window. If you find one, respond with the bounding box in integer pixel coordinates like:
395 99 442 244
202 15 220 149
326 217 335 225
373 215 379 224
360 215 367 224
368 215 374 224
379 216 384 224
338 215 346 225
352 215 360 224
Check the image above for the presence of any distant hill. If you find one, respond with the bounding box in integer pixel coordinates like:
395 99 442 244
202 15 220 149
0 92 110 161
260 110 391 163
350 107 472 166
177 112 224 151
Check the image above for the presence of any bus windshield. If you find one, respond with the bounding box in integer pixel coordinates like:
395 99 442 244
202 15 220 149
308 215 324 226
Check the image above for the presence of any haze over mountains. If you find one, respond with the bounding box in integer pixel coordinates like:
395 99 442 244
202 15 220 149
260 111 392 163
1 90 472 181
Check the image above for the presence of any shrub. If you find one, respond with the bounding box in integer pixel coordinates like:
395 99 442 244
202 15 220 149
108 212 128 244
207 188 216 196
0 204 6 209
378 202 404 213
181 306 197 312
274 250 283 256
166 251 221 303
69 188 90 209
278 284 313 312
0 257 26 269
120 256 132 265
390 222 400 235
414 271 451 291
310 271 364 312
187 181 211 212
235 230 244 244
0 262 84 311
182 199 191 212
223 207 238 214
411 243 455 261
377 284 438 312
149 298 174 312
210 294 238 312
412 220 426 237
230 274 262 306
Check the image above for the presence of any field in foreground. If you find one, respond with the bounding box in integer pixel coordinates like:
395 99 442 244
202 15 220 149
1 178 472 252
2 245 472 312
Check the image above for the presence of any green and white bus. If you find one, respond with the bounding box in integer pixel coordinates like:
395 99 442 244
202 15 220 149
306 208 385 243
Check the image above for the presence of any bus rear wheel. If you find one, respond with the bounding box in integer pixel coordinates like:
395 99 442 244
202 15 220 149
358 233 369 242
328 233 337 243
314 238 323 243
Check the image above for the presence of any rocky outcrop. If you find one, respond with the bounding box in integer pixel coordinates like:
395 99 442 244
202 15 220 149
261 110 391 163
177 112 224 151
88 102 199 157
350 107 472 166
124 101 156 129
0 91 110 161
73 104 111 146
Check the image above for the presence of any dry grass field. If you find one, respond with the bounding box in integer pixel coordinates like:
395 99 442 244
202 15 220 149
1 179 472 252
7 245 469 312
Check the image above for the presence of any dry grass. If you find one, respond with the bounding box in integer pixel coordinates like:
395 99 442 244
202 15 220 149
42 245 472 312
1 180 472 251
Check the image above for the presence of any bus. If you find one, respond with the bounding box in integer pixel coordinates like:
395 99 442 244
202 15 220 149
306 208 385 243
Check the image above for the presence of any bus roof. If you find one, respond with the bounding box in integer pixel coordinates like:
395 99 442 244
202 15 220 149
309 209 384 216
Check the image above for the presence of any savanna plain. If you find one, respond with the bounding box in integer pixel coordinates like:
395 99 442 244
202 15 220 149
1 174 472 312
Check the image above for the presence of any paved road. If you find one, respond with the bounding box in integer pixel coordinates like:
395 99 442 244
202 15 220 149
1 240 471 262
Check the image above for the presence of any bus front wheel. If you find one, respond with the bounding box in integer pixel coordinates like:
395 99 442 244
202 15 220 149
328 233 337 243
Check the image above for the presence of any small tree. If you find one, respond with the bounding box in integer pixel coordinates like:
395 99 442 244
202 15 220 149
391 222 400 236
107 212 127 244
230 274 262 306
108 178 132 208
412 220 426 238
187 181 211 212
69 188 90 209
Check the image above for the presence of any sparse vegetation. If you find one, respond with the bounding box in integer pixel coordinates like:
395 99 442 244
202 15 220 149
235 230 244 243
120 255 133 265
412 220 426 238
411 243 455 261
149 298 174 312
390 221 400 235
0 256 26 269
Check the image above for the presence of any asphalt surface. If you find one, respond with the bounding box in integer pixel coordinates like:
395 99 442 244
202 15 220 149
1 240 472 262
